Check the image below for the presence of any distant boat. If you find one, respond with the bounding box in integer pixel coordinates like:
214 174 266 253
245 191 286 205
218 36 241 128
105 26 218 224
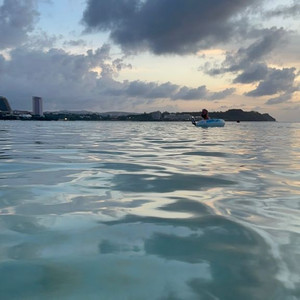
192 117 225 128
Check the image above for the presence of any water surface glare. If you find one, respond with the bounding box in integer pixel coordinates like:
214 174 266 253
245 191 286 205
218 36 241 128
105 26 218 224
0 121 299 300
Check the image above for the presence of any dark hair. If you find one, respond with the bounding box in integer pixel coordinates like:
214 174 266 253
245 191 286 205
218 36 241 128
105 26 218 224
201 109 208 119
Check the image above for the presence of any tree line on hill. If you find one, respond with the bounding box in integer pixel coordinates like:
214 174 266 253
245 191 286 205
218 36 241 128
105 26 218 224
0 109 276 121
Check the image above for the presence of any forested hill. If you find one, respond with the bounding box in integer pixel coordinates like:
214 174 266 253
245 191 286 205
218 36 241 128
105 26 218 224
3 108 276 121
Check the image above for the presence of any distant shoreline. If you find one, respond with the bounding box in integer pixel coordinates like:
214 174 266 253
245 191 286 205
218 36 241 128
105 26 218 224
0 109 276 122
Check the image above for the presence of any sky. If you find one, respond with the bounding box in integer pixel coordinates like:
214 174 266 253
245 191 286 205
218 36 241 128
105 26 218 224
0 0 299 121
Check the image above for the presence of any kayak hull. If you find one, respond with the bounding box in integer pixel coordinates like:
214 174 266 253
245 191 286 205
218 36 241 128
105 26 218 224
194 119 225 128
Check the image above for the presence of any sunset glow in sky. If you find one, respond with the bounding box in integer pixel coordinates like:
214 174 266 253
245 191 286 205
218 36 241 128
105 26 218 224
0 0 299 121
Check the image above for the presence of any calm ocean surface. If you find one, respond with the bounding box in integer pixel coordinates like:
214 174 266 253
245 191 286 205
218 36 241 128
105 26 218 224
0 120 299 300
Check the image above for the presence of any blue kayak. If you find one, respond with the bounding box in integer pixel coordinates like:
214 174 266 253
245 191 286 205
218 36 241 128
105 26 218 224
192 118 225 128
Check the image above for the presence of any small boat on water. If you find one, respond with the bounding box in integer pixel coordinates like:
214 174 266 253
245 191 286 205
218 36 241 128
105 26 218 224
192 117 225 128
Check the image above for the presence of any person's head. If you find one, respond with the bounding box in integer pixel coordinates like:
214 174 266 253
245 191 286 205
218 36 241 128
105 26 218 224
201 109 208 119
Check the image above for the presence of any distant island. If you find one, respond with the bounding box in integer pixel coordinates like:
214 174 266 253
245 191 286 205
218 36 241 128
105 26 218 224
191 109 276 122
0 109 276 122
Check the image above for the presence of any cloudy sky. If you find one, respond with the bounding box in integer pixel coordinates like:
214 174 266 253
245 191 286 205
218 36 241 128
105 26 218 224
0 0 299 121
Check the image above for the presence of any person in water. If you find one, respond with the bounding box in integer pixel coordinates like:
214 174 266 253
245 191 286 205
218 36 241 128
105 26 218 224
201 109 209 120
192 109 210 125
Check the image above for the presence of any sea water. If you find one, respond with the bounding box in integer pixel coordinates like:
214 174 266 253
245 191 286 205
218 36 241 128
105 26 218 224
0 120 299 300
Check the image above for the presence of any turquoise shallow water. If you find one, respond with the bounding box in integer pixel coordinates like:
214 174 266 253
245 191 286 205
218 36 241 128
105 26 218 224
0 120 299 300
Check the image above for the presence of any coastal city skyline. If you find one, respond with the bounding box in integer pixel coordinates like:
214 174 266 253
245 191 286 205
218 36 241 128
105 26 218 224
0 0 299 122
0 94 276 122
0 95 44 116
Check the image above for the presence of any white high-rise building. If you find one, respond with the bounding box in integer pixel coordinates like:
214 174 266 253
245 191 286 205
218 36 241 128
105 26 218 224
32 96 43 116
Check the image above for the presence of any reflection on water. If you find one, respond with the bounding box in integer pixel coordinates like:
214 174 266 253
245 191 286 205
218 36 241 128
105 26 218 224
0 121 299 300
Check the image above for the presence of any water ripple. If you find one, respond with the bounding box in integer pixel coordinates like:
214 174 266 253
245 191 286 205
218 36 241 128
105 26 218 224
0 121 299 300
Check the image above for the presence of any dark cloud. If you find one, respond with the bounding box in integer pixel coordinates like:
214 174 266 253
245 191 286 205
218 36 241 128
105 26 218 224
126 81 157 97
203 27 299 104
266 2 300 18
205 27 287 76
245 67 297 97
104 80 232 102
173 86 208 100
124 81 178 99
0 0 39 49
233 63 269 83
82 0 259 54
208 88 236 100
265 93 293 105
63 39 87 47
244 28 287 61
0 45 128 110
172 86 235 101
0 45 231 111
146 82 179 99
25 31 60 50
0 54 5 70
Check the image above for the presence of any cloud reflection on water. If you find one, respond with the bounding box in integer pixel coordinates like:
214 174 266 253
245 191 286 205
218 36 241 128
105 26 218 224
0 121 299 299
